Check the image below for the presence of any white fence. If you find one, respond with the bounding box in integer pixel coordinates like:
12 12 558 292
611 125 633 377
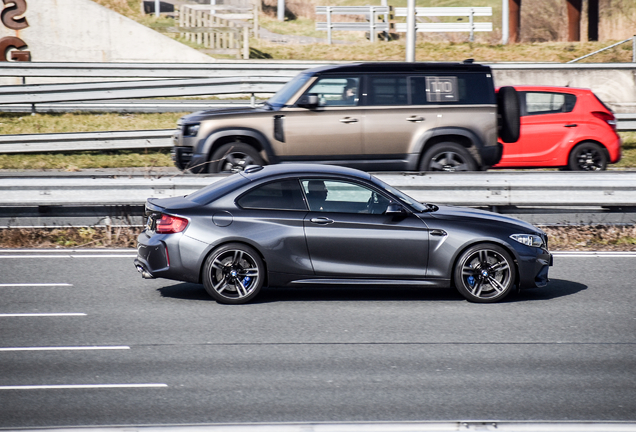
315 6 392 44
394 7 492 42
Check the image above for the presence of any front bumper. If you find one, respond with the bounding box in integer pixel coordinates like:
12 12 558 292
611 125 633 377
517 248 553 289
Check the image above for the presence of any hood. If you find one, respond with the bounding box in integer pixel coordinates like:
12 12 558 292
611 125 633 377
428 205 544 234
180 106 269 123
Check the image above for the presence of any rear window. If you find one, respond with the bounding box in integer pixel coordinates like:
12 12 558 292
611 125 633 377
187 174 249 205
367 72 495 106
520 91 577 116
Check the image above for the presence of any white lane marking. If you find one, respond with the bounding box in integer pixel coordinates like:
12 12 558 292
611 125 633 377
0 255 136 259
0 283 73 287
0 249 136 253
552 251 636 257
0 313 86 317
0 384 167 390
0 346 130 352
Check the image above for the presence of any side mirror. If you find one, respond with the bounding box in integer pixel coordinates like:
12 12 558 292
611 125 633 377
296 94 319 109
385 203 406 216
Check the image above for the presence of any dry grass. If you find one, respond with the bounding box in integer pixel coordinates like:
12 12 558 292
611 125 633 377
2 225 634 251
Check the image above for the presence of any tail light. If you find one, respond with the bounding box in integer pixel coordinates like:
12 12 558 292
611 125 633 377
592 111 617 130
155 214 189 234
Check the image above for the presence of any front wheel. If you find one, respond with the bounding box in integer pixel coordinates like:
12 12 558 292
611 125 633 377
419 142 477 172
209 142 264 173
454 244 517 303
568 142 607 171
202 243 264 304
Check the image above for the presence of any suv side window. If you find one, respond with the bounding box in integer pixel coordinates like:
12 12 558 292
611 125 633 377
237 180 306 211
411 73 495 105
304 76 360 106
521 91 577 116
368 76 408 106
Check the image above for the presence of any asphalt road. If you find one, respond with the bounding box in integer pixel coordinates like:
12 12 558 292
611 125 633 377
0 249 635 428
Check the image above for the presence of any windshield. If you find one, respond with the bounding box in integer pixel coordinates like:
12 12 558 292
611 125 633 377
370 175 429 212
267 73 313 107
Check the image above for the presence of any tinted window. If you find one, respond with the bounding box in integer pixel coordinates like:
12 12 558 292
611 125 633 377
268 73 313 107
521 92 577 116
187 174 249 205
301 179 390 214
366 73 494 106
304 76 360 106
368 76 408 106
237 180 306 210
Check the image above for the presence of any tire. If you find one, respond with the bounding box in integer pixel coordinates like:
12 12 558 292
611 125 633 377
497 86 520 143
454 244 517 303
419 142 477 172
567 142 607 171
209 142 264 174
202 243 265 304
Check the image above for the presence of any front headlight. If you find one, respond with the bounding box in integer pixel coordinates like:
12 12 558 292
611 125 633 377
510 233 544 248
183 123 200 137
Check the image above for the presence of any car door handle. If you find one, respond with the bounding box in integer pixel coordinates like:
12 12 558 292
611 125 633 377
430 229 447 236
564 124 578 127
406 116 424 123
310 217 334 225
339 117 358 124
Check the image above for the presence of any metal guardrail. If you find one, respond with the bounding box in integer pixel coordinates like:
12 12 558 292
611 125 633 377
1 172 635 208
1 113 635 154
0 61 326 79
0 99 256 113
0 77 289 104
0 130 173 153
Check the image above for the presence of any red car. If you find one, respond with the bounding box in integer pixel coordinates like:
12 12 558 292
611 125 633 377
495 86 621 171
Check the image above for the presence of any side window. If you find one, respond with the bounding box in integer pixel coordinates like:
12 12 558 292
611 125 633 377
301 179 390 214
304 77 360 107
237 180 306 211
410 73 496 105
523 92 577 116
368 76 408 106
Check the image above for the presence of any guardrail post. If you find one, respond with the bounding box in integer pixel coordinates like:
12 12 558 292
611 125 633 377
633 35 635 63
469 8 475 42
370 7 375 43
250 93 255 107
155 0 160 17
327 6 332 44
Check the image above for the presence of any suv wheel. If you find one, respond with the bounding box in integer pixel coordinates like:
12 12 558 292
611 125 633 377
568 142 607 171
420 142 477 172
209 142 264 173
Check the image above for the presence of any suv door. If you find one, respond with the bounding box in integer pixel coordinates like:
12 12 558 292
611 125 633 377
279 76 363 160
362 74 437 170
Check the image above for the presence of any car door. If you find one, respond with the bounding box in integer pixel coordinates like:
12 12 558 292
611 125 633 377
300 179 430 278
503 91 578 165
279 76 363 160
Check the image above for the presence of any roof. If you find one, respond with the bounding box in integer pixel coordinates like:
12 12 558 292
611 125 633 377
239 163 372 182
303 61 492 75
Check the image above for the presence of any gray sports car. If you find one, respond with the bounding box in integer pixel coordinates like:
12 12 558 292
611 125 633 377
135 164 552 304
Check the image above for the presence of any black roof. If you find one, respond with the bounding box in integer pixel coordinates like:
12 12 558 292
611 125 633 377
303 61 491 75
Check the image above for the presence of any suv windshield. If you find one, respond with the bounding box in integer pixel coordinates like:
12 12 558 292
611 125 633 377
267 73 313 107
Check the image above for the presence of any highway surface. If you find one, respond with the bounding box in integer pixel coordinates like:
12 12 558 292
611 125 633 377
0 249 635 429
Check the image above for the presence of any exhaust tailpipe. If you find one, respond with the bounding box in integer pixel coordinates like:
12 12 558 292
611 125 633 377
136 265 155 279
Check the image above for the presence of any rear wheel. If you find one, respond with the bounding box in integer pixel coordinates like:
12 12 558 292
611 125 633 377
568 142 607 171
454 244 516 303
419 142 477 172
209 142 264 173
202 243 264 304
